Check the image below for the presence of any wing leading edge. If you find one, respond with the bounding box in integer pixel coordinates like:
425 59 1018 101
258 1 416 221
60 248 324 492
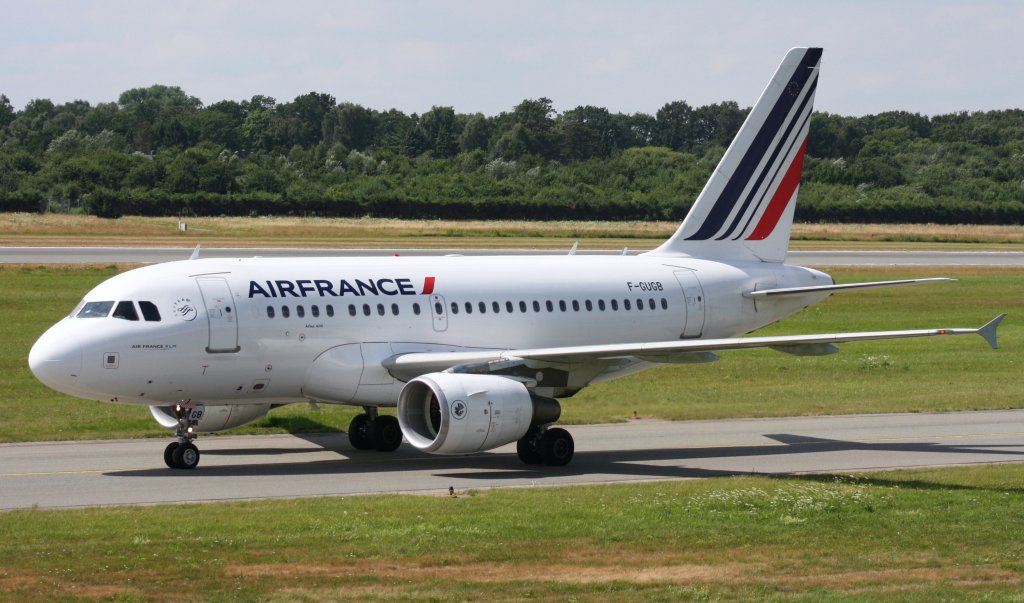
384 314 1006 381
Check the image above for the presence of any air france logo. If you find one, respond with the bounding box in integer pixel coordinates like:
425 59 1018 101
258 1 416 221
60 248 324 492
248 276 436 298
172 298 197 321
451 400 468 420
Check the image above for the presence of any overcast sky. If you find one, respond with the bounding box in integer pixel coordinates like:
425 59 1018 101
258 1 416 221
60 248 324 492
4 0 1022 118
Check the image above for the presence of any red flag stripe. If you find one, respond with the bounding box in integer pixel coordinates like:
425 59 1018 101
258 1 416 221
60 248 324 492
746 137 807 241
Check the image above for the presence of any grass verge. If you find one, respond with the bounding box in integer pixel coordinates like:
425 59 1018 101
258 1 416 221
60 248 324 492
3 264 1021 442
1 464 1023 600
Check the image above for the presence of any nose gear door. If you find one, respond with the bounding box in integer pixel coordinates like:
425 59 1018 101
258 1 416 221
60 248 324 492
196 277 240 353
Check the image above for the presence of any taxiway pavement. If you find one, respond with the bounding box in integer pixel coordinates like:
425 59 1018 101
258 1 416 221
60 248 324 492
3 410 1023 510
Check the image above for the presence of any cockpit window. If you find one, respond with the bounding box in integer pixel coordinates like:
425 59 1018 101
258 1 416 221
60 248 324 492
139 301 161 322
113 301 139 321
78 301 114 318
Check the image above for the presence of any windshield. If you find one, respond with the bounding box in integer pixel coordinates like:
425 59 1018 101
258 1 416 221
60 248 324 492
77 301 114 318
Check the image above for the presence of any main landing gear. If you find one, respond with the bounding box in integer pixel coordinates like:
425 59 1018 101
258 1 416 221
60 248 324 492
516 425 575 466
348 407 403 452
164 403 201 470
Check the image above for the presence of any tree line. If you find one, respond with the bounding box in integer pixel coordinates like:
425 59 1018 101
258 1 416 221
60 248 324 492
0 86 1022 223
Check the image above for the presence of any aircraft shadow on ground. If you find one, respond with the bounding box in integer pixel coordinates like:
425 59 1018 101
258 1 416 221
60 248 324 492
106 432 1024 482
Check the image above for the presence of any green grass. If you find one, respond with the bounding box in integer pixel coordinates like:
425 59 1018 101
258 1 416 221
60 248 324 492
2 464 1023 600
3 265 1021 442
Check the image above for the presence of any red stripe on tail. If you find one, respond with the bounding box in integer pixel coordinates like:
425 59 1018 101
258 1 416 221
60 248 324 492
746 137 807 241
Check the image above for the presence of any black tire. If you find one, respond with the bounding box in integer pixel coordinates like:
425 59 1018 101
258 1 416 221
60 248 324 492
172 442 200 470
516 435 545 465
164 442 180 469
539 428 574 466
372 415 403 452
348 414 373 450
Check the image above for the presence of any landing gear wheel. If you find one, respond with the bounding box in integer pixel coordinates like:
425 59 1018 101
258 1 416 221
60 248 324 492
372 415 402 452
539 428 574 466
516 428 545 465
170 441 200 470
164 442 180 469
348 414 373 450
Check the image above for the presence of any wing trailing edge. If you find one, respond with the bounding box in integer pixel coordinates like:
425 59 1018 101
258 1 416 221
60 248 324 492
384 315 1006 381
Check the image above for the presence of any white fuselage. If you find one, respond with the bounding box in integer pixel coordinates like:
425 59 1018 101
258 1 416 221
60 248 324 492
29 254 832 408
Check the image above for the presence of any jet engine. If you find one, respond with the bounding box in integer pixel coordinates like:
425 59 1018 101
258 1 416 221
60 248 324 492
397 373 560 455
149 403 271 433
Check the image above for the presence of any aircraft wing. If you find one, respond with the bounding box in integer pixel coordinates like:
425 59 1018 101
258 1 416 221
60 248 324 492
384 314 1005 381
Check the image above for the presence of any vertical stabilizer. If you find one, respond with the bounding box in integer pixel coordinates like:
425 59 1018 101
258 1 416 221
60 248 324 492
647 47 822 263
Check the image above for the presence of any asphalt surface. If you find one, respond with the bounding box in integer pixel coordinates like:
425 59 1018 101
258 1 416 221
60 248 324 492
3 410 1023 510
2 246 1024 265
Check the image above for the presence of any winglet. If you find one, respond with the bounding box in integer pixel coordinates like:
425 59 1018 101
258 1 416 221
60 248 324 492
977 313 1006 349
189 244 201 260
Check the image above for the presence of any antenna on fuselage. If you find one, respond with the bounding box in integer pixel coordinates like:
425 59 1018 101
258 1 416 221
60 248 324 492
189 244 201 260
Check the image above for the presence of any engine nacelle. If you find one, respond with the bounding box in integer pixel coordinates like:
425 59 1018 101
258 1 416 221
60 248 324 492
397 373 560 455
149 403 271 433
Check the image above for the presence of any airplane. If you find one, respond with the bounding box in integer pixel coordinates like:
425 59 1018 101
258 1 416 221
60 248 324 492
29 47 1005 470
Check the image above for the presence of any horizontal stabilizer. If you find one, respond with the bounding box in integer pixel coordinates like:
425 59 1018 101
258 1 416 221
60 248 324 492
745 278 955 299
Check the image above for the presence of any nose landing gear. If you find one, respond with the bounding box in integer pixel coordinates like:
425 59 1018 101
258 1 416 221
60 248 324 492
164 403 201 470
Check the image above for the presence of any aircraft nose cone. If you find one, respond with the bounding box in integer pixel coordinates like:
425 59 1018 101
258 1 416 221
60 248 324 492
28 328 83 392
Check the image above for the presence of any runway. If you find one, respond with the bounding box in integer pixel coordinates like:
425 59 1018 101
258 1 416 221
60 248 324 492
2 246 1024 265
3 410 1023 510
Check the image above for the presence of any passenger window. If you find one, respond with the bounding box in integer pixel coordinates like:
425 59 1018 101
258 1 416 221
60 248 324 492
545 301 553 312
636 298 643 311
532 301 540 312
348 304 357 317
282 305 291 318
139 301 161 321
465 302 473 314
311 305 320 318
376 304 385 316
266 306 275 318
661 298 668 310
327 305 335 317
391 303 399 316
478 301 486 314
451 302 459 315
519 301 527 313
296 305 305 318
611 300 618 311
113 301 139 321
585 300 593 311
435 302 444 315
506 301 514 313
493 301 501 313
572 300 580 311
598 300 606 311
414 303 422 316
362 304 371 317
558 300 567 312
649 299 657 310
624 299 631 311
78 301 114 318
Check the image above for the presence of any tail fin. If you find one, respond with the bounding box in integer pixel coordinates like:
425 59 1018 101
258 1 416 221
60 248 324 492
647 47 822 263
